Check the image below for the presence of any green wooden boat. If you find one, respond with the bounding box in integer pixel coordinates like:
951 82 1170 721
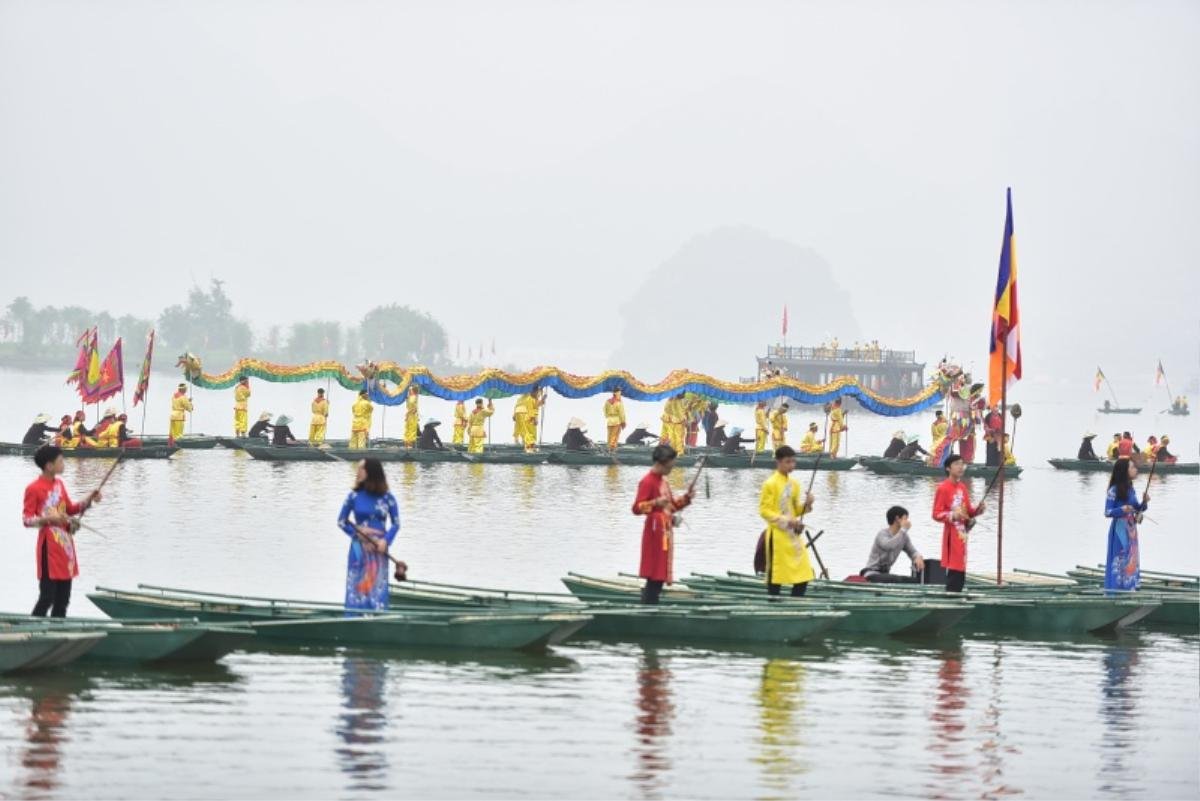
689 453 860 470
141 435 220 450
561 574 970 636
88 586 588 651
0 442 178 459
242 444 410 462
405 449 470 464
462 451 549 465
1048 458 1198 475
0 615 254 663
859 456 1022 478
547 450 699 467
0 630 107 672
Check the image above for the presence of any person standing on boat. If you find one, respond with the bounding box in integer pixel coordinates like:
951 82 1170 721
248 412 273 441
521 388 545 452
754 401 770 453
511 394 528 445
337 458 400 611
309 388 330 445
659 394 686 452
932 454 984 593
168 383 193 445
860 506 924 583
759 445 815 597
769 403 790 449
403 386 420 448
467 398 493 453
22 414 58 446
23 445 101 617
827 399 847 456
604 388 626 450
233 375 251 438
632 444 693 604
1078 433 1100 461
1104 458 1147 592
928 411 950 466
452 400 468 446
701 401 719 445
349 390 374 449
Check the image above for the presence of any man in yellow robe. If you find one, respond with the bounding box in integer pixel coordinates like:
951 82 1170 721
754 402 769 452
233 376 251 437
800 423 824 453
468 399 493 453
309 388 330 444
769 403 790 449
169 383 193 444
522 390 544 452
759 446 816 596
604 389 626 450
96 407 121 448
827 399 846 456
512 395 529 444
660 394 687 453
930 411 949 454
404 387 420 447
349 390 373 449
452 400 468 446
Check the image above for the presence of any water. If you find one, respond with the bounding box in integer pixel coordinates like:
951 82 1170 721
1 369 1197 798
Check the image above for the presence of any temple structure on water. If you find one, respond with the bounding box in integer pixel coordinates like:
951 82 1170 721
754 343 926 400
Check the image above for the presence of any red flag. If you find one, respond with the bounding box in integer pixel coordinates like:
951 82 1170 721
782 305 788 337
133 330 155 406
82 338 124 404
988 188 1022 407
66 327 94 386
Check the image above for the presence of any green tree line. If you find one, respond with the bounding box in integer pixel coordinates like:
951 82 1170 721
1 281 456 371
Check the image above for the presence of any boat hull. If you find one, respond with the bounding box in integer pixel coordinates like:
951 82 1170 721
0 443 178 459
247 613 589 650
1048 458 1198 475
859 457 1022 478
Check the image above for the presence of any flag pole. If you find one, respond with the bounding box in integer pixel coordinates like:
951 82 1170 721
996 348 1007 586
1159 362 1174 409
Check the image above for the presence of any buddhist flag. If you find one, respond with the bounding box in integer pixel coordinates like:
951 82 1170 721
1094 366 1105 392
782 305 789 337
133 330 155 406
988 188 1022 407
1155 360 1166 386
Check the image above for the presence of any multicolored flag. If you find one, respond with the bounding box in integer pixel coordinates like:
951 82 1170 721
988 188 1022 407
1094 367 1105 392
1155 360 1166 385
66 327 95 386
82 338 124 404
133 330 155 406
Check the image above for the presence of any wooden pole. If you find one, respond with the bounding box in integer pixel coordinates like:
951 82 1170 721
996 348 1008 586
1103 371 1122 408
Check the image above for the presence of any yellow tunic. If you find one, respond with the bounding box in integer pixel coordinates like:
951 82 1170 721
604 397 626 449
452 401 468 445
827 408 845 456
233 384 251 436
512 396 530 443
350 396 373 449
309 397 330 444
800 431 823 453
769 408 788 448
755 407 769 452
1106 440 1119 459
96 421 120 448
931 419 949 453
522 393 542 451
468 405 493 453
660 398 686 452
1004 445 1016 466
759 471 814 585
169 392 193 440
404 391 420 446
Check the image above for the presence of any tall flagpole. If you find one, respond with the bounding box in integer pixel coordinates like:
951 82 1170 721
997 349 1007 585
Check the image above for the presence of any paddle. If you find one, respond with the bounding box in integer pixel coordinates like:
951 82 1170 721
964 462 1005 533
789 451 828 579
1135 453 1157 525
355 528 408 582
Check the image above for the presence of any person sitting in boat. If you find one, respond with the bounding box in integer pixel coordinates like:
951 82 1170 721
1142 436 1159 460
69 411 98 448
417 418 445 451
1117 431 1135 458
882 430 906 459
799 422 824 453
1078 433 1100 461
708 419 729 447
1154 435 1177 464
1106 433 1121 459
271 415 302 446
22 414 58 445
721 426 755 455
53 415 73 446
247 412 273 441
860 505 925 583
897 435 929 462
114 414 142 448
562 418 594 451
1003 433 1016 466
94 407 121 447
625 423 659 446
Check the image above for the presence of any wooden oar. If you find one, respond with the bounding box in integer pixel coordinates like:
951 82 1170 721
790 451 828 579
71 450 125 527
964 462 1006 533
355 528 408 581
1136 454 1157 524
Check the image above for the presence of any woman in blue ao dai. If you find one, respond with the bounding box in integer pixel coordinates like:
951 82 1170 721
337 458 401 611
1104 458 1148 593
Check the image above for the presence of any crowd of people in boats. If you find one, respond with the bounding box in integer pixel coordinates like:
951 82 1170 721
1080 432 1179 465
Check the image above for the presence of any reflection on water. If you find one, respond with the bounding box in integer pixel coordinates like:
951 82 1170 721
336 657 391 793
929 642 969 788
630 648 674 799
14 675 84 799
1099 639 1141 797
755 658 807 795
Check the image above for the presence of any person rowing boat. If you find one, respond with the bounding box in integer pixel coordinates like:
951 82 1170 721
1077 433 1099 461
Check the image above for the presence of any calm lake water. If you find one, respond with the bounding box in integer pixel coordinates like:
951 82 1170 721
1 369 1197 799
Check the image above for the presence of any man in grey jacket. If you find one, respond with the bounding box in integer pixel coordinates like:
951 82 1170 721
860 506 925 583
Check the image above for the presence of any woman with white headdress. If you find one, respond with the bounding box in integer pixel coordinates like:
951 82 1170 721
562 418 594 451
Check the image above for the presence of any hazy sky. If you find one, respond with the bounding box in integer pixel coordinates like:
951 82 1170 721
2 0 1197 388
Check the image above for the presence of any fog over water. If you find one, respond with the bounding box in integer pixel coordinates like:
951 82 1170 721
1 1 1197 386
